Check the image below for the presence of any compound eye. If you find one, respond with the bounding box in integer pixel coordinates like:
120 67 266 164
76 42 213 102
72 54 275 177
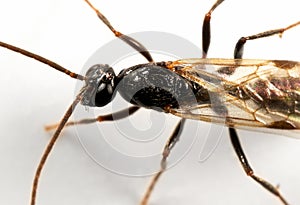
94 83 114 107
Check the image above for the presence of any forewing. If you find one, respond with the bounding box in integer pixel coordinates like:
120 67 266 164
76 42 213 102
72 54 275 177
165 58 300 137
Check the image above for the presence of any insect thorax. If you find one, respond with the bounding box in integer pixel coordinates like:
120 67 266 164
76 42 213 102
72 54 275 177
115 63 209 111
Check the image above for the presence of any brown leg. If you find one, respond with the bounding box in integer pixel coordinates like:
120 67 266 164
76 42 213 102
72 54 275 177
234 21 300 59
229 128 289 205
140 118 186 205
202 0 225 58
45 106 140 131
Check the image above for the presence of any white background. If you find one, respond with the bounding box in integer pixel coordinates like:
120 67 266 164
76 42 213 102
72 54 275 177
0 0 300 205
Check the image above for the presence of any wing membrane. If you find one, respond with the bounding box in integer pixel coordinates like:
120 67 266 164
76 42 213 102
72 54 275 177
165 58 300 135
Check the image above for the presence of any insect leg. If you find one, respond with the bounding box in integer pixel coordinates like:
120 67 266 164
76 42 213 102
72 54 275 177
140 118 186 205
229 128 289 205
202 0 225 58
234 21 300 59
84 0 153 62
44 106 140 131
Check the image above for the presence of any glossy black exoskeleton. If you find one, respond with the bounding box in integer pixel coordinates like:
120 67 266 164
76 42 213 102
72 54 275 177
81 62 209 112
1 0 298 204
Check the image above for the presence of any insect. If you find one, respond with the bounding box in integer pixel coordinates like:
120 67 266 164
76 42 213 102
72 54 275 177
0 0 300 205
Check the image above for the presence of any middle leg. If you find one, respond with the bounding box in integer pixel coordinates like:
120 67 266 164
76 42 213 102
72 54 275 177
140 118 186 205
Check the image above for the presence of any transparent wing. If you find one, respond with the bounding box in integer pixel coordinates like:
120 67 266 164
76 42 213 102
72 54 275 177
165 58 300 138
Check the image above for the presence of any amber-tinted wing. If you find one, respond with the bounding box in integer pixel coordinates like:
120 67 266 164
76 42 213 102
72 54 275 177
165 58 300 138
